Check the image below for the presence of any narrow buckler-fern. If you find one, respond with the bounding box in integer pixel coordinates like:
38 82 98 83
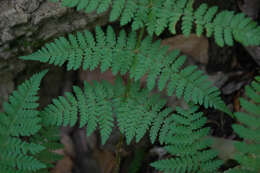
1 0 260 172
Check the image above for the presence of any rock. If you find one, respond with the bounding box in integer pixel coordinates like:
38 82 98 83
238 0 260 66
0 59 25 110
0 77 14 110
1 30 15 43
32 1 67 25
0 9 29 28
0 0 109 62
245 46 260 66
149 147 167 159
0 0 109 108
206 70 229 88
222 80 247 95
238 0 260 20
14 0 42 13
220 71 250 95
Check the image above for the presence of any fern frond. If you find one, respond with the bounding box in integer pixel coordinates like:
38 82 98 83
151 105 223 173
0 70 47 136
42 80 116 144
0 70 48 172
226 76 260 173
169 1 260 46
54 0 260 46
42 79 168 145
20 26 230 115
41 79 223 172
194 4 260 46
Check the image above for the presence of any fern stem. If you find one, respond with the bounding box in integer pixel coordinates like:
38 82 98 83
124 27 145 100
123 77 132 100
129 27 145 82
136 27 145 51
114 27 146 173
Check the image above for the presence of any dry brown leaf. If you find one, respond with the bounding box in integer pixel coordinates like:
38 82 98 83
93 149 116 173
79 68 116 84
61 134 75 157
234 92 241 112
51 155 74 173
162 34 209 64
51 135 75 173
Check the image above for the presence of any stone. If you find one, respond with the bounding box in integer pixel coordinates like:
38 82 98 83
1 30 14 43
0 0 109 61
32 1 67 25
14 0 42 13
238 0 260 66
246 46 260 66
238 0 260 20
0 79 14 110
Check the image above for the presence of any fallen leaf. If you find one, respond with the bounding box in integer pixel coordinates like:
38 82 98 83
162 34 209 64
51 155 74 173
93 149 116 173
79 68 116 84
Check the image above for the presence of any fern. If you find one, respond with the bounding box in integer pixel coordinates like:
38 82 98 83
151 105 223 173
3 0 260 172
39 80 223 172
20 27 230 115
39 79 222 173
53 0 260 46
41 78 163 145
40 78 168 145
225 76 260 173
0 70 48 172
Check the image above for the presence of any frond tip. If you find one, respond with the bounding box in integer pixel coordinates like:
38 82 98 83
0 70 48 172
151 105 223 173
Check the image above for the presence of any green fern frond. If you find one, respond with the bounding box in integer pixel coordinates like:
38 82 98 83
169 0 260 46
226 76 260 173
41 80 223 172
0 70 48 172
151 105 223 173
20 27 230 115
41 80 116 145
42 79 167 145
53 0 260 46
185 3 260 46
